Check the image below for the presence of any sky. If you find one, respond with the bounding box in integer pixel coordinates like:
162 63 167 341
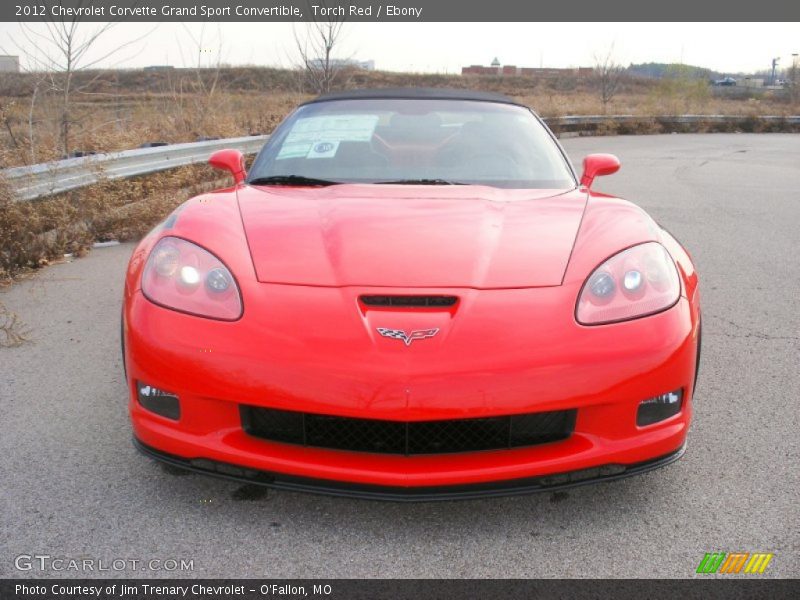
1 22 799 75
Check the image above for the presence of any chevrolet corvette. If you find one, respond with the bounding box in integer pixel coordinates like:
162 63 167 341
123 88 701 500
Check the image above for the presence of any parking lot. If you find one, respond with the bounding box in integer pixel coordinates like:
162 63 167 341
1 134 797 578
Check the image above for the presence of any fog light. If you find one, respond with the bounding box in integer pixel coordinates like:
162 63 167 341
136 381 180 420
637 389 682 426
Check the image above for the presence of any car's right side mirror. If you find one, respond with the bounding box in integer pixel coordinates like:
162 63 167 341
580 154 621 189
209 149 247 184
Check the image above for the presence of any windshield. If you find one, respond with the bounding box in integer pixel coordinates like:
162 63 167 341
247 98 576 189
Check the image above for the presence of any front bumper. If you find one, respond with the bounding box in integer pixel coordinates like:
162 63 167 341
135 438 687 502
124 283 699 494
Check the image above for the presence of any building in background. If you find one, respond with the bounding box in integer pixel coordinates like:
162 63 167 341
0 55 20 73
462 58 592 78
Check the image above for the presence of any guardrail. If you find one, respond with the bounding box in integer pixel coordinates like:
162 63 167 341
3 135 269 202
3 115 799 201
554 114 800 127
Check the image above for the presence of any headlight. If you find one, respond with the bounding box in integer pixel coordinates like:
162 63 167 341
141 237 243 320
576 242 680 325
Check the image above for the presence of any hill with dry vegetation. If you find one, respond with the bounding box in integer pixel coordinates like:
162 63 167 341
1 66 796 169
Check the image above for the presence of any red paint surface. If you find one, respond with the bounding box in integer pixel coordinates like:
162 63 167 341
124 180 700 489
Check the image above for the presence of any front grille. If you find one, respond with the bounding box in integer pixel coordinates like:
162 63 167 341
360 295 458 308
240 406 576 455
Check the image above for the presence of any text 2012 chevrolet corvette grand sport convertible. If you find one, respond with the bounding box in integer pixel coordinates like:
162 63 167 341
123 88 700 500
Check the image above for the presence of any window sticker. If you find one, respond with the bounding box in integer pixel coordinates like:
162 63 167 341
307 141 340 159
276 115 378 159
276 142 314 159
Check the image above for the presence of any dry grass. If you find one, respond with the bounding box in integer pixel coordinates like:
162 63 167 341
1 67 796 168
0 88 304 167
0 301 30 347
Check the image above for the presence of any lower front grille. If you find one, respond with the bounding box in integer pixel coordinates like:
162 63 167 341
240 406 576 456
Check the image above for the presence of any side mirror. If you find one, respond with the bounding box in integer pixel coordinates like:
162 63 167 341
209 149 246 184
580 154 621 189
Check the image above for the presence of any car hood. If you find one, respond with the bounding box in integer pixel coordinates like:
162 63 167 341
236 184 586 288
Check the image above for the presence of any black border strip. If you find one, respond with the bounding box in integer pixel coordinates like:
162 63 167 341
4 1 799 22
1 579 798 600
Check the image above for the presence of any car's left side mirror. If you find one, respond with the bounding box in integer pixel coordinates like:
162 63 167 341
580 154 621 189
209 149 246 184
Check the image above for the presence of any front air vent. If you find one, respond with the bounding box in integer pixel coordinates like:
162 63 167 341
360 295 458 308
241 406 577 456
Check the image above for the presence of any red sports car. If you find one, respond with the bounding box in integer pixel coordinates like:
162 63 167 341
123 89 701 500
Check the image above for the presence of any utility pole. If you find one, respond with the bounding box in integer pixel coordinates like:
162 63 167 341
771 57 780 86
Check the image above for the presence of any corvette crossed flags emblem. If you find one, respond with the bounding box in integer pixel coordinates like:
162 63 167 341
376 327 440 346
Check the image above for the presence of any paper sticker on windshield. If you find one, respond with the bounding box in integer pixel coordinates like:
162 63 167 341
307 141 339 159
276 114 378 159
292 115 379 142
276 142 313 159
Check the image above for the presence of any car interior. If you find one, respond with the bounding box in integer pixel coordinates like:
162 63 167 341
268 110 557 183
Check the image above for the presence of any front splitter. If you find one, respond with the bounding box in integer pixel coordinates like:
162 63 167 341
134 438 686 502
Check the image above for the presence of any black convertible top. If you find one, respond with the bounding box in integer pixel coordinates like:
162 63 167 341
303 87 525 107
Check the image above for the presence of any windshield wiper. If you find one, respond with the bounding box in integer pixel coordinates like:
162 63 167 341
248 175 340 187
375 178 466 185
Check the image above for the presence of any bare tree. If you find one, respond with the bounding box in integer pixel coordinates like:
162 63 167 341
27 76 44 161
173 24 228 134
0 100 20 151
293 1 348 94
177 24 225 99
4 5 151 157
594 44 626 113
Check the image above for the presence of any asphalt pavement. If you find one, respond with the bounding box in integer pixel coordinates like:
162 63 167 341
1 134 798 578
